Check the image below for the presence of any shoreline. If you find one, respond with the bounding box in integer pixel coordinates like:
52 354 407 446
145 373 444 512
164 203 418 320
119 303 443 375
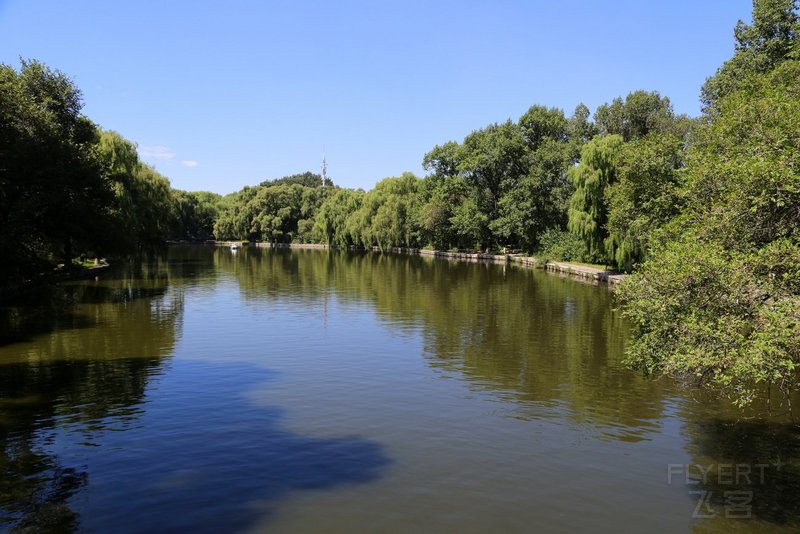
213 241 627 287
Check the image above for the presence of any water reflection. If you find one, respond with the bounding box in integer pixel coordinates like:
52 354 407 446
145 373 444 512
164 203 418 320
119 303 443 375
217 247 667 442
0 358 162 530
216 247 800 530
0 252 391 532
0 261 182 530
1 246 798 532
671 391 800 531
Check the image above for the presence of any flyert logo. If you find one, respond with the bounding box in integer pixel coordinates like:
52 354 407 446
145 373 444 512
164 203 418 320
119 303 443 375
667 462 782 519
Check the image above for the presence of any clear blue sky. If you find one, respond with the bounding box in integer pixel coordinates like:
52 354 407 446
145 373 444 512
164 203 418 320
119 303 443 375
0 0 752 194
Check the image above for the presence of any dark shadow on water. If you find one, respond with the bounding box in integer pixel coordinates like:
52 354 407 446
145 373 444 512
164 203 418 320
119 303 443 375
684 418 800 529
0 273 168 348
0 359 391 533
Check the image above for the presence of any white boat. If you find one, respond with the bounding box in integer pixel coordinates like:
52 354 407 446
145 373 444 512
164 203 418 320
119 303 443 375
230 243 239 251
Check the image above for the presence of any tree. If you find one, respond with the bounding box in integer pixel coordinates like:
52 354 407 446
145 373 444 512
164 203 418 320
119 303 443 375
260 171 331 188
493 138 573 251
97 130 177 254
213 173 327 242
346 173 420 250
0 59 110 283
422 141 462 178
604 131 687 270
171 190 221 241
594 91 675 141
415 175 482 250
243 184 323 243
567 103 596 150
619 58 800 406
458 121 528 247
567 135 623 264
518 105 568 150
700 0 799 111
314 188 365 247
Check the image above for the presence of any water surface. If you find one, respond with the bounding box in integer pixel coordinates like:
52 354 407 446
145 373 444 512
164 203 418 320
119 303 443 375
1 246 798 532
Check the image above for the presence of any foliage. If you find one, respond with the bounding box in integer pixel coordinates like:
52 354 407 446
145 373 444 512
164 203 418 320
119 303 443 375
536 228 587 263
701 0 799 111
594 90 676 141
213 182 323 243
492 137 573 250
260 171 331 188
420 105 579 252
567 135 623 264
97 130 177 253
458 120 529 245
344 173 420 250
171 190 222 241
620 58 800 405
414 175 483 251
0 60 110 283
604 130 688 270
313 188 365 247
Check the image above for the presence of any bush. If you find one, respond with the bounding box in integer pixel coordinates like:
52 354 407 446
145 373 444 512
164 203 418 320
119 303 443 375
536 228 587 262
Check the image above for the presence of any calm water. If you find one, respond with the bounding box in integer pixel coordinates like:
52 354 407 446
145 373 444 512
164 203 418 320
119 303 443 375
1 246 799 533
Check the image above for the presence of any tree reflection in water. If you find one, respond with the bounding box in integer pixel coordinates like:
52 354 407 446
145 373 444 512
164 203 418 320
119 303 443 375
0 254 390 532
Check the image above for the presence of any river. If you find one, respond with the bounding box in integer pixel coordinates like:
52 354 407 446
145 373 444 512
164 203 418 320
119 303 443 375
0 246 798 532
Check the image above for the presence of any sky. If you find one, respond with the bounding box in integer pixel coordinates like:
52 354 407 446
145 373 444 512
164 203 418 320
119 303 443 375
0 0 753 194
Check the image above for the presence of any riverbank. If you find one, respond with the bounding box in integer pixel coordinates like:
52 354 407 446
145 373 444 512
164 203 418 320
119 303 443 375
0 260 112 301
214 242 626 287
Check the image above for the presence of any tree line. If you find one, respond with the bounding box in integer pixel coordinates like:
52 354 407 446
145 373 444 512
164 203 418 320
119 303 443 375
212 0 800 406
214 91 687 265
0 59 221 287
1 0 797 405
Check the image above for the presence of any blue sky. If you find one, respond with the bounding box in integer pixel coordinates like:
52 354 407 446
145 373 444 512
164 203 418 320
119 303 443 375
1 0 752 194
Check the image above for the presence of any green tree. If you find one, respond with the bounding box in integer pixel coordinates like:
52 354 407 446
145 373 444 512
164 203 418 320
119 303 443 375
518 105 568 149
347 173 420 250
212 174 326 242
567 135 623 264
171 190 221 241
619 58 800 406
493 137 573 251
0 59 110 283
421 141 462 178
314 188 365 247
213 186 259 240
604 131 687 270
701 0 799 111
97 130 177 254
245 184 323 243
567 103 597 150
594 91 675 142
260 171 331 188
458 121 528 247
415 175 481 250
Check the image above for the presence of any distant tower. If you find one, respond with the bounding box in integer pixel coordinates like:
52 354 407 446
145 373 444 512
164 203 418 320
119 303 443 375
321 150 328 188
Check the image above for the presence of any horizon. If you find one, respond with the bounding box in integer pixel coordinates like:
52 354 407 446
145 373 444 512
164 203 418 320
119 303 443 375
0 0 752 194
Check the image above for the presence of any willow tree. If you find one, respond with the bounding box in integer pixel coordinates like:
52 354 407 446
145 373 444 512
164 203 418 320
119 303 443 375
566 135 623 264
0 59 109 282
97 130 177 254
346 173 420 250
314 188 365 247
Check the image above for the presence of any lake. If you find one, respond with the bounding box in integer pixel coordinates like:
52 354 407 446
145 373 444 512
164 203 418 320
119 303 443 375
1 246 798 533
